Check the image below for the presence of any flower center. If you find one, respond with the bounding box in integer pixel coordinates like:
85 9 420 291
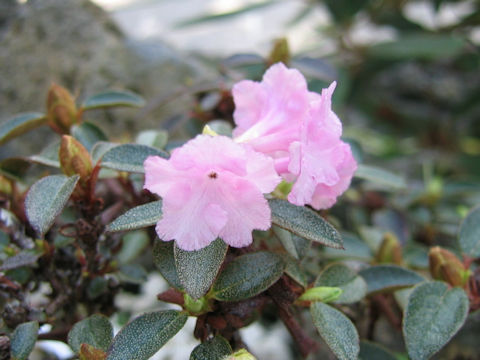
208 171 218 179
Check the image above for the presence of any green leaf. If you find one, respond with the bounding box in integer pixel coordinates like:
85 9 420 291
212 251 285 301
355 164 406 189
0 158 31 181
459 206 480 258
29 141 60 168
106 310 187 360
10 321 39 360
153 240 183 290
174 239 228 299
101 144 168 173
290 57 337 82
0 112 46 146
311 302 359 360
315 263 367 304
269 199 343 249
359 265 424 294
25 175 79 237
273 225 310 260
81 90 145 111
369 34 466 61
135 130 168 149
118 263 148 284
116 230 149 264
403 281 469 360
72 121 108 152
359 341 397 360
0 252 39 271
324 233 372 261
282 254 308 287
68 315 113 353
190 335 232 360
91 142 117 164
176 1 277 27
106 200 163 232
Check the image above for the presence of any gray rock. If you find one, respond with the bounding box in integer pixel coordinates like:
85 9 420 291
0 0 201 158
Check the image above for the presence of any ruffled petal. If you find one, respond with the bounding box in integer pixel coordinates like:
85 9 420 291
143 156 179 197
217 175 271 248
155 181 228 251
232 80 267 137
244 146 281 193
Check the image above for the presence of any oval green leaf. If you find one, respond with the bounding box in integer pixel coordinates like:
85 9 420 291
273 225 310 260
29 140 60 168
368 34 465 61
190 335 232 360
153 240 183 290
359 341 397 360
0 252 39 271
459 206 480 258
315 263 367 304
101 144 168 173
72 121 108 152
212 251 285 301
106 200 163 232
403 281 469 360
106 310 187 360
0 112 46 146
11 321 39 360
174 238 228 300
269 199 343 249
311 302 359 360
25 175 79 237
117 230 149 264
135 130 168 149
68 314 113 353
81 90 145 111
355 164 406 189
359 265 424 294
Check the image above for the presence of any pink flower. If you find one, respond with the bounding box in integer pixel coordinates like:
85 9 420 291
144 135 281 251
232 63 357 210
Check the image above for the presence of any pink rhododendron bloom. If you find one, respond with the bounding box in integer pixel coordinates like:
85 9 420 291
232 63 357 210
143 135 281 251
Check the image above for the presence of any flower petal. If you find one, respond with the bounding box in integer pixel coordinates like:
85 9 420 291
217 175 271 248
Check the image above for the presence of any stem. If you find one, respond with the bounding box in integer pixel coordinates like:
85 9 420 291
268 278 318 358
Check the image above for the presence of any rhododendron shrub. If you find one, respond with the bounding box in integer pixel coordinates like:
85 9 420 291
0 63 478 360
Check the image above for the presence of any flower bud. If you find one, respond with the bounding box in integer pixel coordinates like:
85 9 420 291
0 175 12 195
226 349 257 360
79 343 106 360
429 246 471 288
183 293 211 315
269 37 290 66
376 232 402 265
59 135 93 182
298 286 343 303
46 83 78 134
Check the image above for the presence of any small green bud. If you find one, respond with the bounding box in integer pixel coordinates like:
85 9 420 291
429 246 471 288
273 180 293 199
184 293 210 315
46 83 78 134
225 349 257 360
298 286 343 303
376 232 402 265
268 37 290 66
202 124 218 136
59 135 93 182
